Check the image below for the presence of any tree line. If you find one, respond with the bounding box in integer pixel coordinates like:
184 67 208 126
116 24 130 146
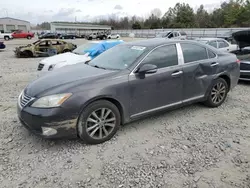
36 0 250 30
96 0 250 29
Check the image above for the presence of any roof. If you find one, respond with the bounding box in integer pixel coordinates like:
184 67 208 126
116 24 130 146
51 21 110 27
124 38 201 48
0 17 30 23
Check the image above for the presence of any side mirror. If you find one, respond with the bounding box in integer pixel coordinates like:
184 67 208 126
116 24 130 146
137 64 157 74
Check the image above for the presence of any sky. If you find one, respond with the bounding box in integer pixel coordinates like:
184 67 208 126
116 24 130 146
0 0 223 24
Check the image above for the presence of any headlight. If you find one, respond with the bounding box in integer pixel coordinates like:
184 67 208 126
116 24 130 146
31 93 72 108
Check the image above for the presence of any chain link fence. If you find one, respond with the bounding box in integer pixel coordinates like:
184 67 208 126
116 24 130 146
111 28 250 38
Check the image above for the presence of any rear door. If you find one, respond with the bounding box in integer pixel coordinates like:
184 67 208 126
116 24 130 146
180 43 219 102
129 44 183 117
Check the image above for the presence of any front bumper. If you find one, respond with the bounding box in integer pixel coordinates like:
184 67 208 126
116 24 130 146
17 101 78 139
240 70 250 81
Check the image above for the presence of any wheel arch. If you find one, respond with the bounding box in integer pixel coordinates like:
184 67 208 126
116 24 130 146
218 74 231 91
78 96 125 125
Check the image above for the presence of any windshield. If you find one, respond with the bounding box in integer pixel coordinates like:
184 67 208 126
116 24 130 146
156 32 170 37
73 43 98 55
88 45 146 70
33 40 41 45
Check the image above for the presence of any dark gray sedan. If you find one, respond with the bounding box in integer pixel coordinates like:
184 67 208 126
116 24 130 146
17 39 240 144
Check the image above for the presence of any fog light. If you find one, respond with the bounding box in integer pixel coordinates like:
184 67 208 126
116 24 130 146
42 127 57 136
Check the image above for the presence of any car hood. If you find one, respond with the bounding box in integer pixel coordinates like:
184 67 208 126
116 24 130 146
40 52 90 66
16 44 33 50
25 63 116 97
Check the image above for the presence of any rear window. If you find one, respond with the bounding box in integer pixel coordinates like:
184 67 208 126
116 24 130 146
180 31 187 36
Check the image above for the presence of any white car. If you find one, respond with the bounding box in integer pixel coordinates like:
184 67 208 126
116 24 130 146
0 32 13 40
196 38 238 52
37 40 123 76
107 34 120 39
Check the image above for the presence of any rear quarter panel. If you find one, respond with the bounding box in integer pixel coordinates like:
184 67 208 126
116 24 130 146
217 53 240 90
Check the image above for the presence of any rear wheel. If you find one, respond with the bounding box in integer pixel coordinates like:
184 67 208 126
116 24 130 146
27 36 32 39
204 78 228 108
4 36 10 41
77 100 121 144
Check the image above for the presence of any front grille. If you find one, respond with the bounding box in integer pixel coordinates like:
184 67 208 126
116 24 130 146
240 63 250 71
20 93 33 108
37 63 44 71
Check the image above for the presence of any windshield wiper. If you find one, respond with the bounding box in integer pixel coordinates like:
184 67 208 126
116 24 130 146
91 64 106 70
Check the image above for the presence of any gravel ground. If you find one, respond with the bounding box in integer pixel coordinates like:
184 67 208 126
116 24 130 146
0 38 250 188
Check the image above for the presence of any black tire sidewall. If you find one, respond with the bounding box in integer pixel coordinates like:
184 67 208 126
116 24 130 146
77 100 121 144
4 36 9 41
205 78 229 108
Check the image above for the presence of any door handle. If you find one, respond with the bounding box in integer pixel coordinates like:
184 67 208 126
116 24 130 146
171 70 183 77
211 62 219 67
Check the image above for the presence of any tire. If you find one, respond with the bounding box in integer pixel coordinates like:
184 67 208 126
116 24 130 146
77 100 121 144
23 50 33 57
4 36 10 41
204 78 229 108
27 36 32 40
88 37 92 40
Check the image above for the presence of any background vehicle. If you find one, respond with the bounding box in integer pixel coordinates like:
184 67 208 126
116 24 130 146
38 33 60 39
59 34 78 39
107 34 120 39
12 30 34 39
37 40 123 73
156 31 187 40
0 41 5 49
87 33 97 40
0 33 13 41
15 39 77 58
231 48 250 81
18 39 239 144
196 38 238 52
87 33 107 40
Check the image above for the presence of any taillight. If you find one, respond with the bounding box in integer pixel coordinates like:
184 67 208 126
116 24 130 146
236 59 241 64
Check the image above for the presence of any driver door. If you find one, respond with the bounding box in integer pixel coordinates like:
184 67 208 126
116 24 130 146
129 44 183 118
35 40 52 56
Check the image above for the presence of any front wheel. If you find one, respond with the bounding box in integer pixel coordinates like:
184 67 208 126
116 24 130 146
204 78 229 108
4 36 10 41
77 100 121 144
27 36 32 40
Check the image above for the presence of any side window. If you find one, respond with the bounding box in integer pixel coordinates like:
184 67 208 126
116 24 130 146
181 43 208 63
218 40 229 48
39 41 50 47
142 45 178 69
208 41 217 48
52 40 62 45
168 32 174 38
208 49 216 59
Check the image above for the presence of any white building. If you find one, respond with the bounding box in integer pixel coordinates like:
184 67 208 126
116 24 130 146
50 22 111 34
0 17 31 33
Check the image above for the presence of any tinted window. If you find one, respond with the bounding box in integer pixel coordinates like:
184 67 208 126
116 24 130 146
142 45 178 68
181 43 208 63
208 41 217 48
218 40 229 48
208 50 216 58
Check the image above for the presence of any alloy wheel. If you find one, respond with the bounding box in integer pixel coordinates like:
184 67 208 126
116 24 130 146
85 108 116 140
211 82 226 104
